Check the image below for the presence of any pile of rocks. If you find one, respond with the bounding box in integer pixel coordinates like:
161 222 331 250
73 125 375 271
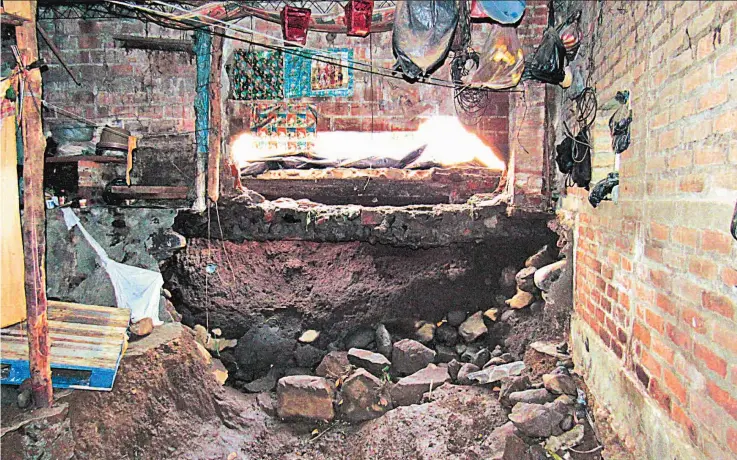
500 244 566 310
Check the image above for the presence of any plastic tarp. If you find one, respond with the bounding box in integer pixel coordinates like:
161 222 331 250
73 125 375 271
392 0 458 80
61 208 163 325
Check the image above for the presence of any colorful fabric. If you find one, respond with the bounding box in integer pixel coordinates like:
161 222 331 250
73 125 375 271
284 48 354 98
231 49 284 100
250 102 317 155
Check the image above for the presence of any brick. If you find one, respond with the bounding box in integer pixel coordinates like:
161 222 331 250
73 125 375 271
642 349 662 379
702 230 733 254
650 222 670 241
713 323 737 355
673 226 700 247
702 292 735 319
706 380 737 420
688 257 717 279
682 308 706 334
652 335 675 364
656 293 676 316
698 80 730 112
634 320 652 347
645 309 665 333
648 378 671 413
715 110 737 134
663 367 687 404
729 427 737 455
694 147 726 165
722 267 737 287
716 48 737 77
694 342 728 377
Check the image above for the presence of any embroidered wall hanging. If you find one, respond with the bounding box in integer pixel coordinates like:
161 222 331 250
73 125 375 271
250 102 318 155
284 48 354 98
231 49 284 100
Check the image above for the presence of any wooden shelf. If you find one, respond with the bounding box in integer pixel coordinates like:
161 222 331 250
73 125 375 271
113 35 194 55
45 155 126 164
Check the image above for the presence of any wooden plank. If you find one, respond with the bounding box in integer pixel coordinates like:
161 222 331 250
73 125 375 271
113 34 194 54
9 0 53 407
108 185 189 200
0 7 28 26
242 167 502 206
207 32 224 203
45 155 126 164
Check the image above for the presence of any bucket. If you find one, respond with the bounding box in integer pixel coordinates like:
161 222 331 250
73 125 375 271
96 126 130 151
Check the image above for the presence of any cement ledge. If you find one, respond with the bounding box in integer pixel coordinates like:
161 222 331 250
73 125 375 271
570 315 708 460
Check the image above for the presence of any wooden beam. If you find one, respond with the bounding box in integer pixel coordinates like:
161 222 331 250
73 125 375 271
207 32 223 203
45 155 125 164
241 167 502 206
108 185 189 200
112 35 194 55
0 7 29 26
8 0 53 408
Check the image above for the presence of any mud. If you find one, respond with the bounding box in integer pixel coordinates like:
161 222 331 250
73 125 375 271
162 237 556 341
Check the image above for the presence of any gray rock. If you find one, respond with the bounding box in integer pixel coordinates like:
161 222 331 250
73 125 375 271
295 345 326 368
447 359 462 381
456 363 480 385
390 364 451 406
458 311 488 342
470 348 491 368
435 323 459 346
283 367 314 377
501 434 536 460
243 367 279 393
498 375 531 407
446 310 467 327
484 357 507 368
467 361 526 385
391 339 436 376
508 402 565 438
375 324 392 358
534 259 567 292
545 424 584 453
434 345 459 363
515 266 537 293
348 348 391 377
499 266 517 290
500 309 516 322
508 389 556 406
543 373 577 396
340 368 392 422
479 421 519 460
276 375 335 421
500 353 513 363
315 351 352 379
490 345 503 358
345 327 376 350
235 322 299 379
414 321 436 344
559 413 575 431
525 245 556 269
455 343 468 355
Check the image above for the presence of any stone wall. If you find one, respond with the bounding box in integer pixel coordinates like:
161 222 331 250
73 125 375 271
558 1 737 458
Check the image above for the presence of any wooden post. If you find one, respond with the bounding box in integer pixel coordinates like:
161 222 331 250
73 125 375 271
192 29 211 212
207 31 223 203
8 0 53 408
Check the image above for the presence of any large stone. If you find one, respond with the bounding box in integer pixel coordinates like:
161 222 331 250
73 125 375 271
375 324 392 358
508 402 566 438
515 267 538 293
345 327 376 350
534 259 567 292
130 317 154 337
414 321 436 344
467 361 526 385
447 359 462 381
456 363 480 385
235 323 298 380
435 323 459 346
525 245 556 269
543 374 578 396
340 369 392 422
544 424 585 453
498 375 531 407
458 311 488 342
505 289 535 309
348 348 391 377
390 364 451 406
508 389 556 406
295 345 326 368
392 339 436 376
446 310 467 327
276 375 335 421
434 345 459 363
315 351 352 379
243 369 278 393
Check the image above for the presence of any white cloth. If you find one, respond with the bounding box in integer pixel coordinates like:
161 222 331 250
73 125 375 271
61 208 163 325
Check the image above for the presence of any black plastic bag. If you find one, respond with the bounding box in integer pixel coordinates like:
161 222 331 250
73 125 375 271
392 0 459 80
609 91 632 154
523 28 566 84
556 126 591 189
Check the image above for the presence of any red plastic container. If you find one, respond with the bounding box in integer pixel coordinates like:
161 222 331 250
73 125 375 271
281 6 311 45
344 0 374 37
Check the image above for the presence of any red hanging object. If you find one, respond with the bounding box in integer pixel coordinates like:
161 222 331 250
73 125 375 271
470 0 488 19
344 0 374 37
281 5 311 45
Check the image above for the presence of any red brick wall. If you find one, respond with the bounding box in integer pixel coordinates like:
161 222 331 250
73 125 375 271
38 16 196 135
563 2 737 457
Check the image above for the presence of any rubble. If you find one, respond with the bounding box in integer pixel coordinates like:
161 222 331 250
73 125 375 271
524 245 556 269
508 402 566 438
456 363 480 385
340 369 392 422
414 321 436 344
375 324 393 358
508 388 555 405
276 376 335 421
347 348 391 377
543 373 578 396
315 351 352 379
446 310 467 327
505 289 535 309
467 361 526 385
390 364 451 406
391 339 436 376
458 311 488 342
515 266 537 293
534 259 566 292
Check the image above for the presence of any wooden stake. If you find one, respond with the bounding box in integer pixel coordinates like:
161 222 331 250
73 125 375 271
9 0 53 408
207 31 224 203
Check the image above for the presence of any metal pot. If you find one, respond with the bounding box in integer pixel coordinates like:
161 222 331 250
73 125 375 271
96 126 130 151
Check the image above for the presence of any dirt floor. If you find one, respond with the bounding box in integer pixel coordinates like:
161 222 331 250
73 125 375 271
1 324 632 460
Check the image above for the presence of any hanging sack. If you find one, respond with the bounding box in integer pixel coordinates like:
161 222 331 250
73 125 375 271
556 126 591 189
392 0 459 80
465 24 525 90
523 28 567 84
471 0 526 24
609 91 632 154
